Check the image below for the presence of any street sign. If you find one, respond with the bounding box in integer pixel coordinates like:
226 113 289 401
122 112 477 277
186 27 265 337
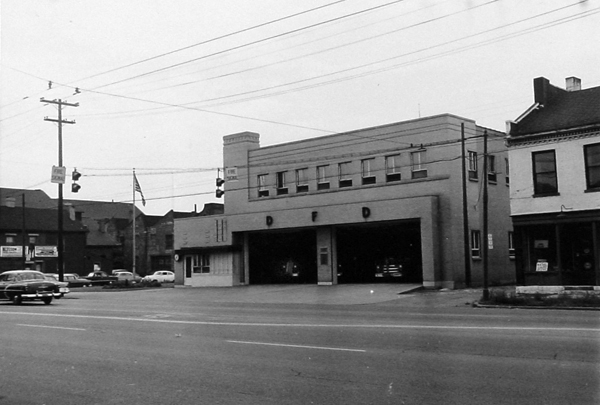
51 166 66 184
225 167 238 181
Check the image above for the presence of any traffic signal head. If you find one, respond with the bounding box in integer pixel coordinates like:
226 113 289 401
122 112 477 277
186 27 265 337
216 178 225 187
72 183 81 193
216 189 224 198
72 169 81 181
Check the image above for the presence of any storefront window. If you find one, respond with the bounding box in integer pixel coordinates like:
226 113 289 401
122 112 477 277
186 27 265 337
559 223 595 285
527 225 557 272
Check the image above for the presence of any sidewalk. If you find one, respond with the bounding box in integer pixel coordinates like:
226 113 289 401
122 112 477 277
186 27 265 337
69 283 484 306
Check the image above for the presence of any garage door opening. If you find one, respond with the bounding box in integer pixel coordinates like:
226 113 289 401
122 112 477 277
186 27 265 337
336 221 422 284
248 230 317 284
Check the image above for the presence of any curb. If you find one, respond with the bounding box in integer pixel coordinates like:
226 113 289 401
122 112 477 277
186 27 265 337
474 301 600 311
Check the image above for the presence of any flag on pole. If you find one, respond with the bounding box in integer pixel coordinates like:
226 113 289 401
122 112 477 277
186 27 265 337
134 173 146 206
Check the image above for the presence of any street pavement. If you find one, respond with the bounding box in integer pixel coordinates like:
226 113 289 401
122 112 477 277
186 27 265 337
1 284 598 405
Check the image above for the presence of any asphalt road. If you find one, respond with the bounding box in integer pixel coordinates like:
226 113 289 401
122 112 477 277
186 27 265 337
1 286 599 405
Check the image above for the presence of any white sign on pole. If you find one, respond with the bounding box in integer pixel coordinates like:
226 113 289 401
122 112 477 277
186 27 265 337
51 166 66 184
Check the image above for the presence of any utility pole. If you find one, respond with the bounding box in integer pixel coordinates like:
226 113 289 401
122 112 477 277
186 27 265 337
22 194 26 269
41 98 79 282
482 130 489 300
461 123 471 287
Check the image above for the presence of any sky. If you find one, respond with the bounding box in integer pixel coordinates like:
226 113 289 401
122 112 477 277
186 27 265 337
1 0 599 216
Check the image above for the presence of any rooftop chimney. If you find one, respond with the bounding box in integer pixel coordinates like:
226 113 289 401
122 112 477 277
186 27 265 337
565 76 581 92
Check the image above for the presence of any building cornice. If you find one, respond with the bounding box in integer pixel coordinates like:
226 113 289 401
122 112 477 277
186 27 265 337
507 125 600 148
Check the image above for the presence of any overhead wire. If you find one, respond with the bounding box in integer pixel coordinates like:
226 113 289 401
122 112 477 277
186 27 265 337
71 0 350 84
89 0 408 91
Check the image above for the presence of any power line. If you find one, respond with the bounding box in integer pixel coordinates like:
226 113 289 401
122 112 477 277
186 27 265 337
89 1 407 91
71 1 350 84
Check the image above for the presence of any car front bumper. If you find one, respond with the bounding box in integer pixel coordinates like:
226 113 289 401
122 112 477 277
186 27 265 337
21 292 63 298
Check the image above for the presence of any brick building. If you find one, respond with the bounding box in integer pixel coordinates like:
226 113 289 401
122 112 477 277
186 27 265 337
175 114 515 288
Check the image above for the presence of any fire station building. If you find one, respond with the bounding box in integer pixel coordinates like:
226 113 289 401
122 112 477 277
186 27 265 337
174 114 515 288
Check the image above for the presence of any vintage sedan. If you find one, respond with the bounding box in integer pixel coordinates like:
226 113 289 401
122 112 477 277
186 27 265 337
63 273 93 288
143 271 175 283
0 270 63 305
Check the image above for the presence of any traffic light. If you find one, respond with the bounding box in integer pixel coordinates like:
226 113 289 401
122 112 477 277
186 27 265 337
72 169 81 181
216 178 225 187
216 189 224 198
71 168 81 192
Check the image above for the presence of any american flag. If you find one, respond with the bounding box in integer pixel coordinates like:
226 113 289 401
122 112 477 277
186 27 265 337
134 173 146 206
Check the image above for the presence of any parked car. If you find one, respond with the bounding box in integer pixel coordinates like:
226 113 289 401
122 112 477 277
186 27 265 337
143 271 175 283
114 271 142 282
43 274 69 298
0 270 63 305
85 271 118 286
63 273 93 288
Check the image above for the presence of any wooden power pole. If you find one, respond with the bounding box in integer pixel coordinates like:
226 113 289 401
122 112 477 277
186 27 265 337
41 98 79 282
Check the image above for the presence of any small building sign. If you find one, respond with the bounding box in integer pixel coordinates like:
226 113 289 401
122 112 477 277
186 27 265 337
225 167 238 181
535 260 549 272
488 233 493 250
34 246 58 258
51 166 66 184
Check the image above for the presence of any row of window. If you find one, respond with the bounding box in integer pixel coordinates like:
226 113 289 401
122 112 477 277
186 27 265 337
532 143 600 196
467 151 510 184
470 230 515 259
4 234 39 245
257 151 428 197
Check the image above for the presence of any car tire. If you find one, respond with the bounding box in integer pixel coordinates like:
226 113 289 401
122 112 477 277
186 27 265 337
42 297 53 305
12 295 22 305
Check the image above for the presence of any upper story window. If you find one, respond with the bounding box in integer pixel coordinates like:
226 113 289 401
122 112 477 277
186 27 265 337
468 151 478 180
257 174 269 197
361 158 376 185
28 234 38 245
385 154 401 182
276 171 288 195
5 234 16 245
338 162 353 188
505 157 510 185
532 150 558 196
316 165 330 190
411 150 427 179
296 168 309 193
487 154 497 183
584 143 600 190
165 234 174 250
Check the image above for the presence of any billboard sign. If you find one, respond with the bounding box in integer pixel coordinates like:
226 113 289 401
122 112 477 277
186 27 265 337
1 246 24 258
34 246 58 258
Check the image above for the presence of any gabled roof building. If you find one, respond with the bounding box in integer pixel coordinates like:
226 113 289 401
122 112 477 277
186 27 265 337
506 76 600 285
